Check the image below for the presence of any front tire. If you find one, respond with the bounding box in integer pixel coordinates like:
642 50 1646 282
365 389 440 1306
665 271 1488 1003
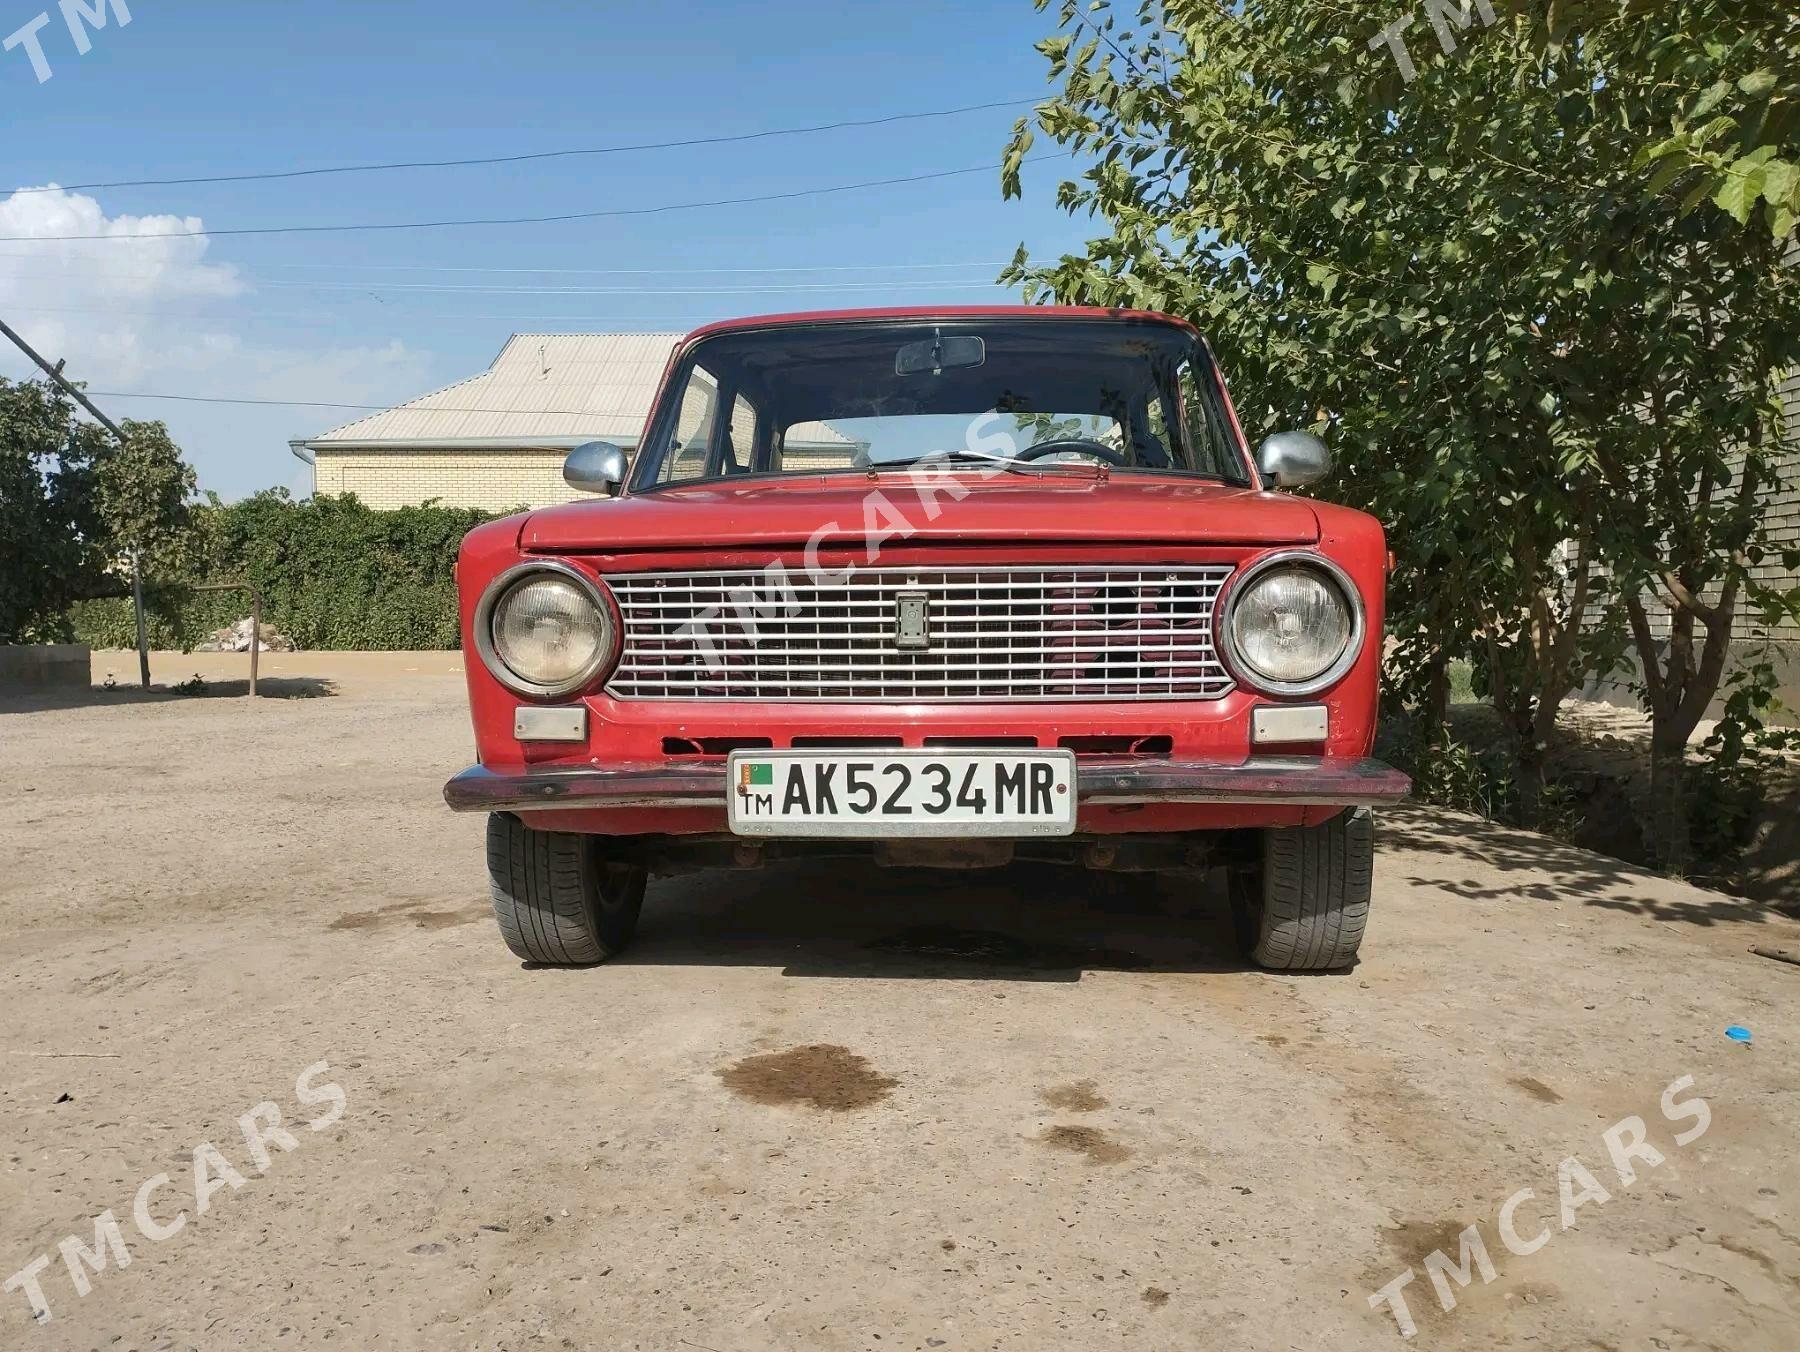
485 814 647 966
1232 809 1374 972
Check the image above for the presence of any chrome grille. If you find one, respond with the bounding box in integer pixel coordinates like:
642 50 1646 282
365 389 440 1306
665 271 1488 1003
604 566 1237 702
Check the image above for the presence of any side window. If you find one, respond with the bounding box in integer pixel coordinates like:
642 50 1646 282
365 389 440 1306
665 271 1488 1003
658 365 720 483
1140 366 1193 470
725 392 759 471
1167 357 1240 479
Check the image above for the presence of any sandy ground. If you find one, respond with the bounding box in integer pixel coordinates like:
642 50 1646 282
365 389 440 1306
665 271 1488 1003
1 651 1797 1351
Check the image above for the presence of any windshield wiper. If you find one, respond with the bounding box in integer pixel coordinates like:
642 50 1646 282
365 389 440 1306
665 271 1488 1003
870 449 1107 479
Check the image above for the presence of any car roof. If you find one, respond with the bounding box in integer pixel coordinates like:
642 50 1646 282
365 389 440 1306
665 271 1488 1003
681 305 1200 343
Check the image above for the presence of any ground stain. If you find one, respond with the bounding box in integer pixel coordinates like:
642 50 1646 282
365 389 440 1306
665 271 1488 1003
1369 1216 1527 1331
1041 1080 1107 1113
330 903 487 933
1373 1219 1569 1329
1038 1124 1131 1164
1142 1286 1170 1307
1512 1076 1564 1104
1384 1217 1478 1273
719 1045 898 1112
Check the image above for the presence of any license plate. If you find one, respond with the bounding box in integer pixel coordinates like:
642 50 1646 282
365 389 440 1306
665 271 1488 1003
727 750 1078 838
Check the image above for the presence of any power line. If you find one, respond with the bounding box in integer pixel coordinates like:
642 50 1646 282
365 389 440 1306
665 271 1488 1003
0 157 1058 243
86 390 649 415
190 259 1017 277
0 303 722 326
0 276 1011 296
8 98 1040 196
0 255 1012 278
259 280 1010 296
0 278 1025 326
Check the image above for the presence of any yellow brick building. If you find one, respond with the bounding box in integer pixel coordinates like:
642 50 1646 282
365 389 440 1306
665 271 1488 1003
292 332 854 510
291 333 680 511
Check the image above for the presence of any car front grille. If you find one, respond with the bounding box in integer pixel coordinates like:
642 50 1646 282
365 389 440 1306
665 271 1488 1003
603 565 1237 703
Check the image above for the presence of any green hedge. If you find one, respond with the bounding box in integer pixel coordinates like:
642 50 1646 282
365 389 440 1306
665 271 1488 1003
70 492 496 651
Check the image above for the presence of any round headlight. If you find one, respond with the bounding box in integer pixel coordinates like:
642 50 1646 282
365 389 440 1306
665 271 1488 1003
479 566 616 697
1226 560 1359 694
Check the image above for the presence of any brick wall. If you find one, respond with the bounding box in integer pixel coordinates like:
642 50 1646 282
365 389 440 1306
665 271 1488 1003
1592 371 1800 644
311 448 586 512
1764 370 1800 641
1584 368 1800 717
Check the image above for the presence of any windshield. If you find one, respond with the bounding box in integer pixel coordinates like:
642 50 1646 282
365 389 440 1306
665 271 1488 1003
629 317 1251 490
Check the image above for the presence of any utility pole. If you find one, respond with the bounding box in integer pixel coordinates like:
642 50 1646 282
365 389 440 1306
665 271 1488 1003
0 315 151 689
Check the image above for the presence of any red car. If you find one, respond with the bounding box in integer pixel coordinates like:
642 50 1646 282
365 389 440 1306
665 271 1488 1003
445 307 1408 971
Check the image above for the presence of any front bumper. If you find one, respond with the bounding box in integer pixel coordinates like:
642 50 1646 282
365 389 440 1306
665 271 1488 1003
444 756 1411 816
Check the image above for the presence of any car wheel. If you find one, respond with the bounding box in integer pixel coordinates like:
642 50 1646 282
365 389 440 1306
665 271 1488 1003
485 813 647 966
1231 808 1374 972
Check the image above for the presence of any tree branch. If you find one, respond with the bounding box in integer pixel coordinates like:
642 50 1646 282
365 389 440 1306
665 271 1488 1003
1625 594 1668 717
1656 569 1719 625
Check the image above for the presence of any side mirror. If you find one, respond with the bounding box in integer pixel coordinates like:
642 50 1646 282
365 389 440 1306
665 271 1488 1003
1256 431 1332 488
563 441 627 496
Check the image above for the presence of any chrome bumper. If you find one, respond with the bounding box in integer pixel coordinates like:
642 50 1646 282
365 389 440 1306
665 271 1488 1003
444 756 1411 815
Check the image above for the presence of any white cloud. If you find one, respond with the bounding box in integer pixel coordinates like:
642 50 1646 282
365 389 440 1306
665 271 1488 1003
0 185 243 383
0 187 436 497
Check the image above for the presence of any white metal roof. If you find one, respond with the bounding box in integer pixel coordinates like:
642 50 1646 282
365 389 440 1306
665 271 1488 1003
303 333 681 448
301 332 850 451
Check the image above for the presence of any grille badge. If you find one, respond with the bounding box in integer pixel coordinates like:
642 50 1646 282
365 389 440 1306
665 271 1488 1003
894 591 932 650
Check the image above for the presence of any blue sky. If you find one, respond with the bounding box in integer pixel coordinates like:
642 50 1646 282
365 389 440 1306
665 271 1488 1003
0 0 1095 497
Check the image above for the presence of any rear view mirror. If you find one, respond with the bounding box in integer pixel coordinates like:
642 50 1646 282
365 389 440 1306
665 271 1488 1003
896 333 985 376
563 441 628 496
1256 431 1333 488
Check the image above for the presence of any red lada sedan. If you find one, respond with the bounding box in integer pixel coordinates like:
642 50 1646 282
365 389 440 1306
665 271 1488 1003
445 307 1409 971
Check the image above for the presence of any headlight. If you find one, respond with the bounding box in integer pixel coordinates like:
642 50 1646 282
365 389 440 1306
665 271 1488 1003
475 564 617 698
1223 555 1362 696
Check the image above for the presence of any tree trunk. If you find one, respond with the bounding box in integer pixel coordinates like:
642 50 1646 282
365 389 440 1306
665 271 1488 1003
1647 733 1691 874
1422 653 1451 738
1484 636 1550 827
1515 736 1550 828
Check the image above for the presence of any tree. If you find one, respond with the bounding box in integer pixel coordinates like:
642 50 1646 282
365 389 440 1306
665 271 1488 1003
1 378 99 643
94 418 196 571
1581 239 1800 867
1573 2 1800 236
0 376 195 644
1000 0 1800 858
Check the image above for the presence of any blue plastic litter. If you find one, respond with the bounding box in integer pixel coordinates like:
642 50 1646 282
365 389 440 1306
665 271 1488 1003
1725 1025 1754 1044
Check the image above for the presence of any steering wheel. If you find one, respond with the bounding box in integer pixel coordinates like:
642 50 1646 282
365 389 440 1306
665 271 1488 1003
1015 438 1129 467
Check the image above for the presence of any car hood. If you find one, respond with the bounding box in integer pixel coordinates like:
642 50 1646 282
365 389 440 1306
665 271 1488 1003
520 475 1319 552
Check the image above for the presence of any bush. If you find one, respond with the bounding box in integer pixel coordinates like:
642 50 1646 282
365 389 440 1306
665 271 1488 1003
1685 716 1800 886
1384 720 1520 822
69 491 495 651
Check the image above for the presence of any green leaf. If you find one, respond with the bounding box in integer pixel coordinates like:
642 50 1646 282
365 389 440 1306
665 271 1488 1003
1713 161 1766 224
1760 158 1798 209
1690 81 1735 120
1737 69 1778 99
1645 153 1694 196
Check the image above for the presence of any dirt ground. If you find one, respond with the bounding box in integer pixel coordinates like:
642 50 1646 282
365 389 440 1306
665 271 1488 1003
2 651 1798 1351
